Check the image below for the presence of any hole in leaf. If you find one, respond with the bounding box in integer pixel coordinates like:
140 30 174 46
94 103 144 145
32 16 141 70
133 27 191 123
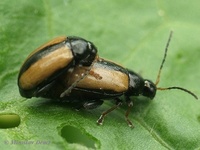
0 113 20 128
61 125 98 149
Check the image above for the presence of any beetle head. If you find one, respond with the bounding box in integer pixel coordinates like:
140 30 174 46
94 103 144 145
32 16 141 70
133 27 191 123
67 36 98 66
142 80 156 99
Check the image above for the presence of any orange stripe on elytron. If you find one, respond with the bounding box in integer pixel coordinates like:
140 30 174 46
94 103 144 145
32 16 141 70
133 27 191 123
24 36 67 61
65 66 129 93
19 45 73 89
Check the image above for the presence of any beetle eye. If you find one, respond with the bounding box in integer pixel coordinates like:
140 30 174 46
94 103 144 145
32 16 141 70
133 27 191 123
87 42 97 54
87 42 92 50
144 80 150 88
142 80 156 99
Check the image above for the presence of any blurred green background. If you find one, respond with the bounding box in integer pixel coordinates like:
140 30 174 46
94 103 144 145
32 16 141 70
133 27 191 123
0 0 200 149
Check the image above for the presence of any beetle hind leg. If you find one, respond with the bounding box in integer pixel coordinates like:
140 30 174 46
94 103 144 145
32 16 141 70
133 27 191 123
34 80 56 97
83 100 104 109
97 98 122 125
60 58 97 98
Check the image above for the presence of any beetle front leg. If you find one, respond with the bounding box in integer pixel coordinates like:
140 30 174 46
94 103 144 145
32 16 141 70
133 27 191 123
125 97 134 128
97 98 122 125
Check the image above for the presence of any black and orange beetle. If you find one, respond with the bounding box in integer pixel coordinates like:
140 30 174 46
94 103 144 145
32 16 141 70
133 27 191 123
18 36 98 98
18 32 198 127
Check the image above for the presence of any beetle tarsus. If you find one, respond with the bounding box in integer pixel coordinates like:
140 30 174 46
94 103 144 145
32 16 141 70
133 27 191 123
97 115 104 125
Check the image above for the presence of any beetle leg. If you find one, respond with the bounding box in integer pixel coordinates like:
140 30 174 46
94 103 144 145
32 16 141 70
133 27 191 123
125 97 134 128
60 70 89 97
97 98 122 125
82 100 104 109
34 80 56 97
60 59 97 98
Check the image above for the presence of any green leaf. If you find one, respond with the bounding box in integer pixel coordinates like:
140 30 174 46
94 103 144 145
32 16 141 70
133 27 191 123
1 0 200 149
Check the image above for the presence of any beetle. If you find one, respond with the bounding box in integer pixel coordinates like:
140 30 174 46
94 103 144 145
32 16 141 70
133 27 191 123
18 32 198 127
18 36 98 98
28 31 198 127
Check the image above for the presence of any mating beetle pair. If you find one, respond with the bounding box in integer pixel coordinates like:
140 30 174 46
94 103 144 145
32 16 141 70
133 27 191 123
18 36 97 98
18 32 198 127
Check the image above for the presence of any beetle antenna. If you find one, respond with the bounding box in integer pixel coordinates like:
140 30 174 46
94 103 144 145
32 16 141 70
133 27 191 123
155 31 198 100
155 31 173 86
157 87 198 100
